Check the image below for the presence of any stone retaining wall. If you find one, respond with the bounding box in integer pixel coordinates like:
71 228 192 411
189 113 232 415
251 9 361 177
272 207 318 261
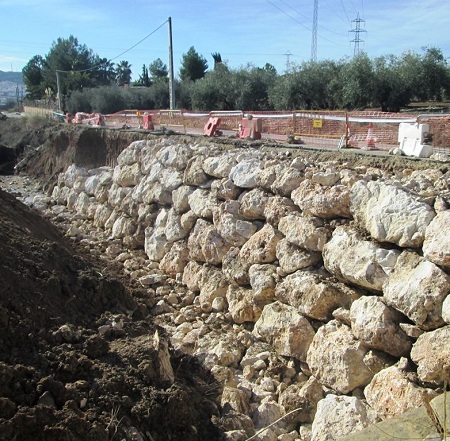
49 137 450 441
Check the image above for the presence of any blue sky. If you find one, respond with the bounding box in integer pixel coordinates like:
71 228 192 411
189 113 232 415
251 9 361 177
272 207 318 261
1 0 450 80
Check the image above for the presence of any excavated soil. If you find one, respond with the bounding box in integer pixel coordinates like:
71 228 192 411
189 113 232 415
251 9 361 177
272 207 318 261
0 115 448 441
0 118 222 440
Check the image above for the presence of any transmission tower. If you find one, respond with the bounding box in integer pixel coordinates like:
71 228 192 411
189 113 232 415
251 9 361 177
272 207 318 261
349 12 366 56
311 0 318 61
283 50 292 72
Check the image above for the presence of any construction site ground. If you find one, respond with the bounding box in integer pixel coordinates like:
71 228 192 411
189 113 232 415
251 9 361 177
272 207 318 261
0 115 448 441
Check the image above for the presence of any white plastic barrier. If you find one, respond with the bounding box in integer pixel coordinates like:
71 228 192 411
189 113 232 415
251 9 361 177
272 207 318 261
398 122 433 158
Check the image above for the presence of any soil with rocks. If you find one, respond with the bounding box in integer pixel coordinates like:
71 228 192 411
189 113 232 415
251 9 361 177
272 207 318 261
0 115 448 441
0 117 223 440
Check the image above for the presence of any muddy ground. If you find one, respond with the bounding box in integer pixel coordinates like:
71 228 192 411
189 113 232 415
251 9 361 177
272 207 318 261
0 115 448 441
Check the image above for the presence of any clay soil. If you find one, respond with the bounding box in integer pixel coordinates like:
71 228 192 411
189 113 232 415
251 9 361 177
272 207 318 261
0 117 223 440
0 115 448 441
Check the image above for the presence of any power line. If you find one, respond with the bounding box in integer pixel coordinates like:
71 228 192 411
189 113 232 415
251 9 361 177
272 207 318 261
56 19 168 74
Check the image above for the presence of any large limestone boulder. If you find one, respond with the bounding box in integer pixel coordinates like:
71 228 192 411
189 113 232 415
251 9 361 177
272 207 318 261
172 185 195 213
311 395 378 441
239 188 269 220
351 180 435 247
229 158 263 188
188 188 219 219
276 239 322 275
156 143 193 170
159 240 189 277
203 154 237 178
248 264 278 303
323 226 400 292
270 166 305 197
222 247 250 286
213 201 257 247
198 267 229 309
144 227 172 262
423 210 450 268
211 178 241 201
306 320 391 394
63 164 89 188
253 301 315 361
411 326 450 385
116 140 145 166
239 224 283 265
276 271 360 321
183 155 210 186
113 163 142 187
278 214 330 252
226 286 262 324
349 296 412 357
292 180 351 219
111 215 137 239
263 196 299 227
364 363 438 419
383 251 450 330
164 208 197 243
181 261 206 292
188 219 231 265
158 167 183 193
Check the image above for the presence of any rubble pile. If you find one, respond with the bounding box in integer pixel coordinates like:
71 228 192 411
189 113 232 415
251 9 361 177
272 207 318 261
43 138 450 441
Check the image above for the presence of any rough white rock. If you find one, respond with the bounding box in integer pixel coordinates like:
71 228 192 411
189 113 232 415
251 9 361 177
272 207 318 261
156 143 193 170
349 296 412 357
239 188 269 220
307 320 391 394
248 264 278 303
423 210 450 268
172 185 195 213
227 286 262 324
203 155 238 178
213 201 257 246
183 155 210 186
159 240 189 276
270 166 305 197
364 363 438 418
253 301 315 361
411 326 450 385
188 188 219 219
292 180 351 219
263 196 299 227
278 376 324 424
116 141 145 166
278 214 330 252
211 178 241 201
311 394 377 441
229 159 263 188
188 219 231 265
276 271 360 321
276 239 322 275
113 163 142 187
383 251 450 330
323 226 400 292
239 224 283 265
351 180 436 247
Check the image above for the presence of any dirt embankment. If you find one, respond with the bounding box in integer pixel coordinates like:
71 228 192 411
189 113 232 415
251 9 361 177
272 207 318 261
0 118 223 440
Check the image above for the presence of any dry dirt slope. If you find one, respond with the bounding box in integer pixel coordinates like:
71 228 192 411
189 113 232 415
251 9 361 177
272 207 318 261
0 117 223 441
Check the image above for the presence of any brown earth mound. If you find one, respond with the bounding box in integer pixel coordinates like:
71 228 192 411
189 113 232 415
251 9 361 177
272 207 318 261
0 117 223 440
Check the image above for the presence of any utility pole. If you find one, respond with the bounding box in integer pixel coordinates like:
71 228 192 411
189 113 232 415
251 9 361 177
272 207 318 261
311 0 318 62
350 12 366 57
168 17 175 110
56 70 62 111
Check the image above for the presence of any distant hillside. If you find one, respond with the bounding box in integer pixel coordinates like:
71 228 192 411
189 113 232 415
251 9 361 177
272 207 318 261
0 71 23 84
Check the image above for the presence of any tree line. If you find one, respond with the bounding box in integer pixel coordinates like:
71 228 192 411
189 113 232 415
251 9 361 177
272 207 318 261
23 35 450 114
